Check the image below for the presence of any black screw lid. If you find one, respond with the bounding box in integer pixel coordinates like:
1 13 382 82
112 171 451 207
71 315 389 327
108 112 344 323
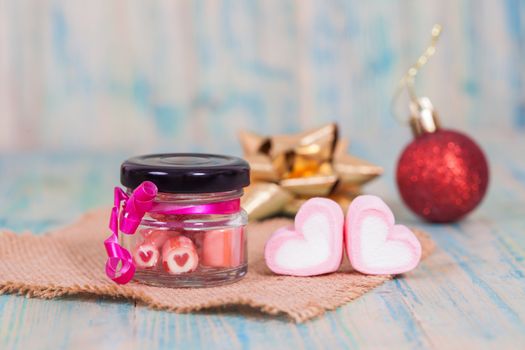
120 153 250 193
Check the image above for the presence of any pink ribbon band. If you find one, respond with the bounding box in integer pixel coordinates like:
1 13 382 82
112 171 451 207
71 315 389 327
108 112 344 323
151 198 240 215
104 181 242 284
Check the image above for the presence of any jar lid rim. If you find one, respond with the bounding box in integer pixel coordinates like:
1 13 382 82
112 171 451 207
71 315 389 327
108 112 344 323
120 153 250 193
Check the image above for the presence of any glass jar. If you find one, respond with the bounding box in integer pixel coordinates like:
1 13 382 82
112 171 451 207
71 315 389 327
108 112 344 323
112 153 250 288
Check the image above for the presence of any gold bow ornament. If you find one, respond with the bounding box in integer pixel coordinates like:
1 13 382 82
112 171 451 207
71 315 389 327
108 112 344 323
239 123 383 220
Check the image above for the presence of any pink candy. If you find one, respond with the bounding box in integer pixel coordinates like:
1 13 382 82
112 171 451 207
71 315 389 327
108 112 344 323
133 229 169 268
264 195 422 276
133 242 160 268
264 198 344 276
346 195 421 275
142 229 170 248
132 227 245 275
162 236 199 274
201 228 244 268
134 230 200 274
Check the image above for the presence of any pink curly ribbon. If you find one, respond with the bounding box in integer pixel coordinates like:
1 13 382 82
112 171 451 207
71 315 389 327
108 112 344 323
104 181 158 284
104 181 242 284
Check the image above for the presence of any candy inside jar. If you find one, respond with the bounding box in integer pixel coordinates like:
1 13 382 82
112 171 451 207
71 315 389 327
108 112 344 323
129 222 246 287
108 153 250 288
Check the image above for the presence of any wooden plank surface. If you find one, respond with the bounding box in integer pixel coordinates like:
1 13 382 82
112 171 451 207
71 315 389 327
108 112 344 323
1 132 524 349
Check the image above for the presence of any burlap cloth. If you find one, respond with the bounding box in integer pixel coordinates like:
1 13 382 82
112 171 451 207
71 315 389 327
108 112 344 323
0 208 435 322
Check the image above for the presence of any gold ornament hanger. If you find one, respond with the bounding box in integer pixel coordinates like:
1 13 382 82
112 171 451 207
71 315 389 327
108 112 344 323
392 24 443 125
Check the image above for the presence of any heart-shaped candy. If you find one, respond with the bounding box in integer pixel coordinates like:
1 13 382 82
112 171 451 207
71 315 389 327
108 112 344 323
264 197 344 276
345 195 421 275
133 243 160 268
162 236 199 274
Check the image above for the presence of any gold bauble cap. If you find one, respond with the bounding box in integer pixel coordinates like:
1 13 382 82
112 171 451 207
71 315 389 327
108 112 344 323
409 97 441 137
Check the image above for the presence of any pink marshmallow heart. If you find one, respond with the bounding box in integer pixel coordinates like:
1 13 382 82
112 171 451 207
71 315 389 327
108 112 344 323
264 197 344 276
345 195 422 275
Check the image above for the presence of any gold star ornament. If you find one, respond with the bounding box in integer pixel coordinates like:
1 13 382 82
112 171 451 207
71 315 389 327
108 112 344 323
239 123 383 220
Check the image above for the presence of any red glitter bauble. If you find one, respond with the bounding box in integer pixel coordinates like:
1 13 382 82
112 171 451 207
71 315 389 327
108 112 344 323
396 129 489 223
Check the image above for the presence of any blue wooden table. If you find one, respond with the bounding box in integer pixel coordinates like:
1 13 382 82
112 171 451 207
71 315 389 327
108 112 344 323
1 131 524 349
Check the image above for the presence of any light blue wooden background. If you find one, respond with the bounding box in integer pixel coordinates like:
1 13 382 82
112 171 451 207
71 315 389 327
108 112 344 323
0 0 524 153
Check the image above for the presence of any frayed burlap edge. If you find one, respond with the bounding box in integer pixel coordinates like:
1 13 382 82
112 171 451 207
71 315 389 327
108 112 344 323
0 277 395 322
0 210 435 323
